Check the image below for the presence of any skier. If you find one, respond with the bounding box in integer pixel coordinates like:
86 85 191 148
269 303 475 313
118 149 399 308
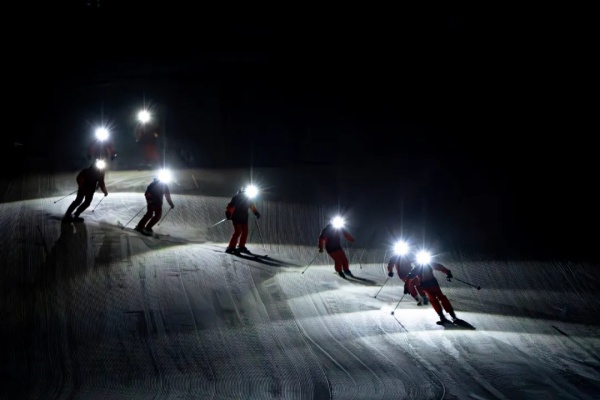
225 187 261 254
134 177 174 236
134 122 160 168
406 260 458 323
63 160 108 222
387 253 429 305
88 139 116 162
318 217 355 278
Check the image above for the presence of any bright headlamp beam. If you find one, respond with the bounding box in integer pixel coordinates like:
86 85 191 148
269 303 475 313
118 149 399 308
245 184 259 199
331 216 345 229
394 240 409 255
415 250 432 265
138 110 151 123
95 159 106 169
158 169 171 183
95 127 109 141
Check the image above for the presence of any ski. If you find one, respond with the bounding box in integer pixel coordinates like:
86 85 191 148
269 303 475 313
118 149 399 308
436 319 476 330
117 221 160 239
225 251 268 259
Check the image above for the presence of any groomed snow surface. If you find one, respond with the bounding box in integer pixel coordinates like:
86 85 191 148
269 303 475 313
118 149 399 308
1 169 599 399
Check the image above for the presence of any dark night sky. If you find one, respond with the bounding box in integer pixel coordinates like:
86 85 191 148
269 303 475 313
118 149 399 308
7 5 597 260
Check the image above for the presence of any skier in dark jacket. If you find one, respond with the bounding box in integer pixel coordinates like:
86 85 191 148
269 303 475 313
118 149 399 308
318 216 355 278
406 256 457 323
63 160 108 222
135 177 174 236
225 187 261 254
387 253 429 305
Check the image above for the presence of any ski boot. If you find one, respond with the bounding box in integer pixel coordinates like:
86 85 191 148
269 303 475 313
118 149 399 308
236 246 252 255
343 270 354 277
225 247 239 254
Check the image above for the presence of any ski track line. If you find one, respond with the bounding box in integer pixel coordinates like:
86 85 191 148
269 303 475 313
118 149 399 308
163 253 216 399
200 253 249 399
477 327 596 400
298 273 368 399
243 261 315 399
173 250 218 399
321 283 398 399
222 255 277 399
375 315 446 400
227 256 296 399
333 284 430 399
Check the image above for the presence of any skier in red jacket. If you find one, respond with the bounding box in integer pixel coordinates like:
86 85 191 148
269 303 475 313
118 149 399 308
318 216 355 278
406 254 458 323
387 252 429 305
63 160 108 222
225 187 261 254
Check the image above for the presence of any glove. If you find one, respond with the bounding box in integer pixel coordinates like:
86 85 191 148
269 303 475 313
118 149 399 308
254 211 261 219
225 211 231 220
318 247 323 253
403 282 409 295
446 270 453 282
110 154 117 160
170 204 175 209
104 192 108 196
388 272 394 278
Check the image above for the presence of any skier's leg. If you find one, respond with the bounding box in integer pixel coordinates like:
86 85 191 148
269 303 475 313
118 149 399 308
237 223 249 247
228 223 242 250
145 205 162 229
136 205 153 230
423 288 444 317
329 250 344 272
65 191 85 217
74 191 94 216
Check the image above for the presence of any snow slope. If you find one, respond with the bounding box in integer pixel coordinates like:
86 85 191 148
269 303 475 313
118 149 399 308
1 169 599 399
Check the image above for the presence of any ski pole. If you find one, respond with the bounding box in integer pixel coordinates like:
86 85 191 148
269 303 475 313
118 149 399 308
208 218 227 229
157 207 172 226
54 190 77 203
358 248 367 269
390 293 407 315
373 276 391 298
301 253 321 274
122 205 146 230
91 195 105 212
254 217 268 253
453 277 481 290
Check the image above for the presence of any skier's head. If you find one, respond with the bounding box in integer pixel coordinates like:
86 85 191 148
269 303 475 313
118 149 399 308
92 159 106 170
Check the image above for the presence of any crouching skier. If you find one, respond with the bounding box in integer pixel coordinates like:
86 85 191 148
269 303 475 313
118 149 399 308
134 176 174 236
63 159 108 222
406 261 458 324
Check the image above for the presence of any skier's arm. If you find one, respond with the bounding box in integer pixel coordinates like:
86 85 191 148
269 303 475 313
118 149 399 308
98 175 108 195
432 262 453 280
318 230 327 251
342 230 355 243
225 200 235 219
164 185 174 208
387 258 396 277
250 203 260 218
432 262 450 274
76 171 85 187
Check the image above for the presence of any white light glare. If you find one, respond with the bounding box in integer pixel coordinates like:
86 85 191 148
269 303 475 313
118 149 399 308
394 240 409 255
415 250 432 265
95 159 106 169
95 127 109 141
245 184 259 199
138 110 151 123
158 169 171 183
331 216 345 229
